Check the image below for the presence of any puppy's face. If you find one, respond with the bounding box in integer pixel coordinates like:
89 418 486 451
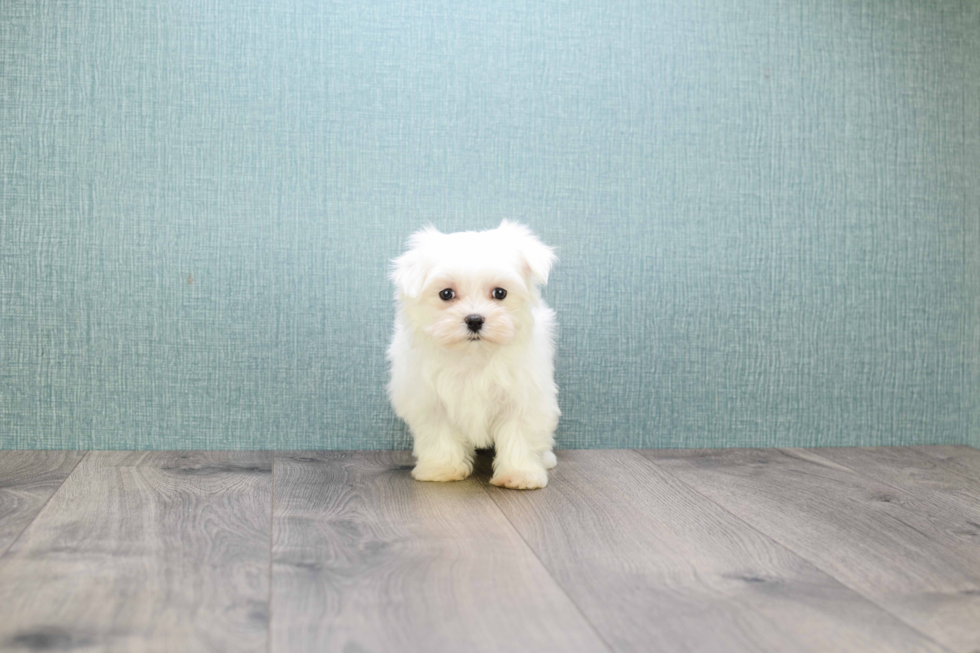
391 221 555 348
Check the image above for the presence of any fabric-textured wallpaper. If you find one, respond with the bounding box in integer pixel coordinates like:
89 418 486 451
969 0 980 453
1 0 978 450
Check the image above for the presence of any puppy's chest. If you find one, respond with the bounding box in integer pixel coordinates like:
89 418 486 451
434 365 513 442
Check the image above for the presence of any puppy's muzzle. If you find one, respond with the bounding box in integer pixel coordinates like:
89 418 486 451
464 314 485 333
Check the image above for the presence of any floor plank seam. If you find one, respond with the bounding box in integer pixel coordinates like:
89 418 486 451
0 451 88 561
477 480 617 653
627 450 958 653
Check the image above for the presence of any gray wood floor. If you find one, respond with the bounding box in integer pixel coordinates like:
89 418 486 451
0 447 977 653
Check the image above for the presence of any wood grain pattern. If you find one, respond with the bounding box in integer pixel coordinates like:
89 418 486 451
914 445 980 481
271 451 608 653
813 447 980 513
481 450 945 653
0 451 85 557
644 448 980 652
0 451 273 653
1 447 976 652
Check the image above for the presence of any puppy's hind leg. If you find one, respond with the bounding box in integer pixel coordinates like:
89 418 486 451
410 418 474 482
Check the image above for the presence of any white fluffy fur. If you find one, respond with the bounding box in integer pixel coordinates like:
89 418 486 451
387 220 560 490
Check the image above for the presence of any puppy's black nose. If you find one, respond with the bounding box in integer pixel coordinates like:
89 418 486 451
464 314 485 332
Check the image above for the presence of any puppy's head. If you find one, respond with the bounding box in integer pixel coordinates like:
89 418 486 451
391 220 556 348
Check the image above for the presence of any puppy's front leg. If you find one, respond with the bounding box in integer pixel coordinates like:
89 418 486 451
410 419 474 482
490 418 549 490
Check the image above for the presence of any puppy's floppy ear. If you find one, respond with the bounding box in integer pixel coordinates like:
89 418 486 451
390 226 440 298
499 219 557 286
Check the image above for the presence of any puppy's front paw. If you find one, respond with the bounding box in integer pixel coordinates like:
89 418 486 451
412 461 472 483
490 467 548 490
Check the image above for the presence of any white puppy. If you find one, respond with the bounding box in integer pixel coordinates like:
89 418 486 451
387 221 560 490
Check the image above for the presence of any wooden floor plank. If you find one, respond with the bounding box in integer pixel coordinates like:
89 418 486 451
914 445 980 481
812 447 980 516
271 451 608 653
0 451 273 653
643 448 980 653
0 451 85 557
479 450 945 653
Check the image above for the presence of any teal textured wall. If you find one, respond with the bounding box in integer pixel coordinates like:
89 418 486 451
1 0 977 450
968 2 980 452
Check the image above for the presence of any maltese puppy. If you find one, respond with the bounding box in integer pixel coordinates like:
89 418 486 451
387 221 560 489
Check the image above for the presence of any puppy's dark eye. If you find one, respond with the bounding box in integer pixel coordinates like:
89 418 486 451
439 288 455 301
492 288 507 300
